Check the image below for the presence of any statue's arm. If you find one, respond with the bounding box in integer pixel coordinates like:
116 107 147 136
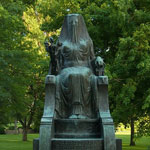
44 37 58 75
90 45 105 76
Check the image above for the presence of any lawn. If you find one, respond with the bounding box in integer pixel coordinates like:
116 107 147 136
0 134 39 150
0 133 150 150
116 134 150 150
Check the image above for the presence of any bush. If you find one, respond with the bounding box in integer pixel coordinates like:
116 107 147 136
8 125 15 130
0 127 5 134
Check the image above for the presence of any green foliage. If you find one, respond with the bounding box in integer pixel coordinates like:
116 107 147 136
1 0 150 142
0 0 47 140
34 0 150 141
8 126 15 130
0 127 5 134
137 116 150 137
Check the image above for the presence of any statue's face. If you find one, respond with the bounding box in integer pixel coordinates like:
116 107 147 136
69 16 79 27
59 14 92 44
67 14 80 43
67 14 80 28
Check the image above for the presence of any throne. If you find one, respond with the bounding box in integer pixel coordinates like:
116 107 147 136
33 14 122 150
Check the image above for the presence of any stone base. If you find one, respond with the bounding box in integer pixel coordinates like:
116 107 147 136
54 119 101 138
52 138 103 150
33 138 122 150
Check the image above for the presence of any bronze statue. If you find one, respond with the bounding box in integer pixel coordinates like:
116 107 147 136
33 14 122 150
45 14 104 119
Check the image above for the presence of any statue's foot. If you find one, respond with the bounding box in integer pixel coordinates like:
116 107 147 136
77 114 87 119
69 114 87 119
69 114 78 119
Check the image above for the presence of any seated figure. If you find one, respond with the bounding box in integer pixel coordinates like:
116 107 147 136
45 14 104 119
38 14 117 150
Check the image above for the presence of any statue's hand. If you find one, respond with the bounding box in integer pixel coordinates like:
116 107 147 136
44 42 50 53
95 56 104 68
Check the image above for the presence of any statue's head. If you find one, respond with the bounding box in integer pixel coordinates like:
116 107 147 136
58 14 92 44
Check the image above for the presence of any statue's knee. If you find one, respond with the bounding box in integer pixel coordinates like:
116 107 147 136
45 75 56 84
69 73 80 79
97 76 108 85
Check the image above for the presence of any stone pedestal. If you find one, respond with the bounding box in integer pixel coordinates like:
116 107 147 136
33 138 122 150
54 119 101 138
34 119 122 150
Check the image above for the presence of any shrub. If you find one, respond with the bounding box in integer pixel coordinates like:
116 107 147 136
8 125 15 130
0 127 5 134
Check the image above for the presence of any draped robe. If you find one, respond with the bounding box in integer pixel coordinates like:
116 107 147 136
54 14 97 119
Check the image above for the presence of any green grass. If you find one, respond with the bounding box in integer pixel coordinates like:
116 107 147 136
0 134 150 150
0 134 39 150
116 134 150 150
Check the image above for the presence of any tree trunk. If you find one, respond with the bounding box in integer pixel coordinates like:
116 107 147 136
22 127 28 141
130 118 135 146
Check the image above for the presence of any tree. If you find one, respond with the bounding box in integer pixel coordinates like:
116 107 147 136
0 0 29 126
0 0 47 141
37 0 150 146
1 0 150 144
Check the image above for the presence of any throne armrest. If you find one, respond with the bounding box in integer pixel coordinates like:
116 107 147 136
42 75 56 120
95 76 116 150
97 76 110 114
39 75 56 150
